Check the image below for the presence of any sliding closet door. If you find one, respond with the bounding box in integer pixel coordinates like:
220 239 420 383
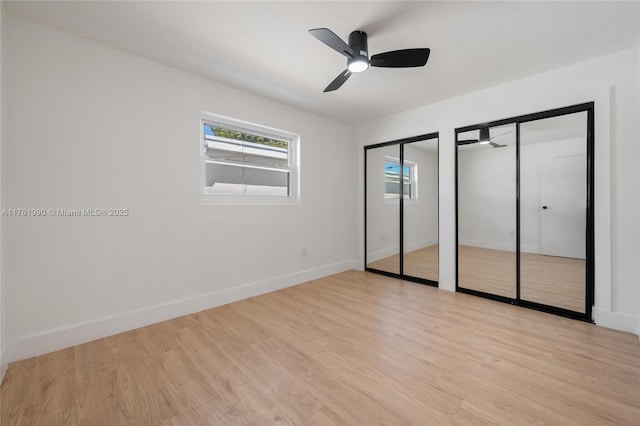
457 123 517 298
365 133 439 286
519 112 588 314
402 138 439 283
366 144 400 275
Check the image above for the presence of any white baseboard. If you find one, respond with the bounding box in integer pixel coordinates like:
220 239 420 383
459 239 540 254
593 308 640 336
4 260 359 363
520 244 541 254
406 238 437 253
459 239 517 252
366 239 437 264
0 347 7 385
366 245 399 264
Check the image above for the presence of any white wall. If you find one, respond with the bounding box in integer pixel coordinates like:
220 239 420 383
366 145 400 263
403 144 438 251
3 15 358 362
458 144 517 252
0 1 6 382
355 47 640 334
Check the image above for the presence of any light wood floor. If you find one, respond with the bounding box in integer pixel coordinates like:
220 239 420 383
459 245 586 312
1 271 638 425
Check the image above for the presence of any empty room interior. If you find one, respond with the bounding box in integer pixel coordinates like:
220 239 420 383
0 1 639 425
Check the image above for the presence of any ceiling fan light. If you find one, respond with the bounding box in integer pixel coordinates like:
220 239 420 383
348 58 369 73
478 140 490 145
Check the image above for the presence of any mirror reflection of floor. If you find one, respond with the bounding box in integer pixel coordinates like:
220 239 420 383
366 245 438 282
404 245 438 282
369 244 585 313
458 245 585 313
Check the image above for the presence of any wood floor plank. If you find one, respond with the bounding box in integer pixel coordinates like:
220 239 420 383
1 270 639 425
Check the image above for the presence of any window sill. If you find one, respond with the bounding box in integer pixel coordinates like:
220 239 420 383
200 194 300 205
384 198 418 205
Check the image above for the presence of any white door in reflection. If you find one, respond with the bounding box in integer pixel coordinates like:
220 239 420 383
540 154 586 259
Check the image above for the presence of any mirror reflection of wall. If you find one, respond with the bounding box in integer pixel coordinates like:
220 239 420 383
520 112 587 313
457 123 517 298
403 139 438 282
365 134 439 285
366 144 400 274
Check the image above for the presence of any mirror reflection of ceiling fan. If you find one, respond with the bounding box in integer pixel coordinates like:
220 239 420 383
458 128 511 148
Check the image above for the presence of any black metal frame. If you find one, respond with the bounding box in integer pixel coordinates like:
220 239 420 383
455 102 595 322
364 132 439 287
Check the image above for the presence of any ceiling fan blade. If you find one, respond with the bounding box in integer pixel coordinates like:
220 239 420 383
370 48 430 68
324 69 352 92
488 130 513 141
490 142 507 148
309 28 354 58
457 139 479 145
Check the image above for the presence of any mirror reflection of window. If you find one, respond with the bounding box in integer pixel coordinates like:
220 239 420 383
457 123 517 298
384 158 414 199
520 112 587 313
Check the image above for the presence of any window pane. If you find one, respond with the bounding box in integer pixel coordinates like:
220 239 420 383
244 183 289 196
206 182 244 195
205 162 289 196
385 182 399 196
205 139 289 168
205 124 289 168
385 160 400 198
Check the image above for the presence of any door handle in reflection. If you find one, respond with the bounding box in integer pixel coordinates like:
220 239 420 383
542 205 548 210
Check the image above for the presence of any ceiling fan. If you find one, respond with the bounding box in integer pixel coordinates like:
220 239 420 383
309 28 431 92
457 128 511 148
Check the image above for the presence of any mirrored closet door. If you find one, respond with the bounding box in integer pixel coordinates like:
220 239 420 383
519 111 589 314
457 123 517 299
365 133 439 286
455 103 594 321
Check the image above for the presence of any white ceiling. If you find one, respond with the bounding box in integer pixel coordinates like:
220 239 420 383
5 1 639 124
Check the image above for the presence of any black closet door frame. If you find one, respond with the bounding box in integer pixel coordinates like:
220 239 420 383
364 132 439 287
454 102 595 322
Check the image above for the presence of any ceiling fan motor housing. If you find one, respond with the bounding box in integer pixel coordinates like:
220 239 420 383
348 31 368 57
348 31 369 71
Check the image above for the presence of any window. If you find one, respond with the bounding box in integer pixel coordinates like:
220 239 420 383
201 114 299 203
385 158 416 199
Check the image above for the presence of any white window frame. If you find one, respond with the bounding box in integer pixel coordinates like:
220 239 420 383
200 112 300 204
